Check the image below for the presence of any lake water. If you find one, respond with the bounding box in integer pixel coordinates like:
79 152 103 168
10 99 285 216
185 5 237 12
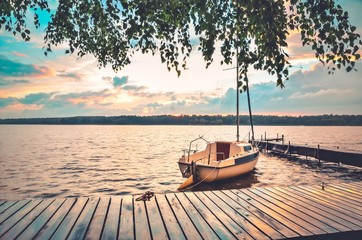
0 125 361 200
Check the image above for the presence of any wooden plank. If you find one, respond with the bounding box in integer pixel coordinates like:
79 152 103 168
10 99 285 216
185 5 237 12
297 186 362 213
175 192 218 239
214 190 277 239
101 196 122 240
0 200 30 224
317 185 362 204
276 186 362 226
50 197 89 239
334 183 362 196
34 198 77 239
156 194 185 240
118 196 134 240
295 185 360 211
134 196 151 240
165 193 201 240
243 189 329 235
322 185 362 201
0 201 18 215
219 190 299 238
256 187 352 232
270 187 362 231
16 198 66 240
288 186 362 224
67 197 99 240
200 191 265 240
347 181 362 189
84 197 110 240
184 192 236 239
1 199 54 239
228 189 313 236
0 199 42 237
145 195 168 239
305 185 362 206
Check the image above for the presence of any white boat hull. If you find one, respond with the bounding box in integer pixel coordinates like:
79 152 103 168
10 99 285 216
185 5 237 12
178 150 259 182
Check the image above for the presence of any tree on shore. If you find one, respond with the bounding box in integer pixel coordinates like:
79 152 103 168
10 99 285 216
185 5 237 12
1 0 360 89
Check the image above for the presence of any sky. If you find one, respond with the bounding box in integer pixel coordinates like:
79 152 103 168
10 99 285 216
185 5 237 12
0 1 361 119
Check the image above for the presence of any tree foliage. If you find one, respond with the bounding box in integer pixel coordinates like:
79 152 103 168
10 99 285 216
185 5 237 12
1 0 361 88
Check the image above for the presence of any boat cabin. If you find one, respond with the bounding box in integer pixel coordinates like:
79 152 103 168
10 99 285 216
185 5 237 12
181 141 253 164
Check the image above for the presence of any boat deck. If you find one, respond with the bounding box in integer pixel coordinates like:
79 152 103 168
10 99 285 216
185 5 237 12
1 182 362 239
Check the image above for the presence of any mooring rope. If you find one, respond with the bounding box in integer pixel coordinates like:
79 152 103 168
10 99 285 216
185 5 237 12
179 163 220 192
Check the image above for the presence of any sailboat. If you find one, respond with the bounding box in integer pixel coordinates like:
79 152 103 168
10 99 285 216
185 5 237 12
177 46 260 190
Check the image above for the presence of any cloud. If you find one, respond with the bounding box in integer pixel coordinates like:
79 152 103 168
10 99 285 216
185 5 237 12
0 97 17 107
57 72 83 81
19 92 55 105
126 61 362 116
0 55 53 78
12 51 29 58
122 85 147 91
113 76 128 87
0 79 30 87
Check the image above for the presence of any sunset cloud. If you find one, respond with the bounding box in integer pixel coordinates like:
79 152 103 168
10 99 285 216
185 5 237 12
0 55 45 77
113 76 128 87
0 79 30 87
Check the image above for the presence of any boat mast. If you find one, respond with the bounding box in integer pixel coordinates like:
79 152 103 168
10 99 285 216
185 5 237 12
245 74 255 141
236 0 240 142
236 44 240 142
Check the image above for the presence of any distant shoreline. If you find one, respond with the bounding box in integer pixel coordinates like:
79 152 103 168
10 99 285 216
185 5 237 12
0 114 361 126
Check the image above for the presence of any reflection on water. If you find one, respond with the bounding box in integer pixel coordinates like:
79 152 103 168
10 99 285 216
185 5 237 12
0 125 361 200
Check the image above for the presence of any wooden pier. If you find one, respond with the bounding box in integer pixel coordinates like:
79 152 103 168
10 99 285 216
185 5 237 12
255 140 362 168
1 182 362 239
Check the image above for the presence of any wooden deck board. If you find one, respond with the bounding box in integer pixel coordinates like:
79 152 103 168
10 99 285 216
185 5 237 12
175 192 219 239
295 186 362 214
156 194 186 240
134 195 151 240
256 187 351 232
165 193 201 240
66 197 99 240
51 197 89 240
0 200 30 224
195 191 258 240
0 182 361 240
34 198 77 239
17 198 66 240
83 197 110 240
118 195 134 240
184 192 236 239
0 199 42 237
0 201 17 215
288 186 362 225
310 185 362 205
331 184 362 197
1 199 54 239
214 191 290 239
145 195 168 239
207 190 272 240
268 187 362 231
229 189 314 236
248 188 339 234
101 196 121 240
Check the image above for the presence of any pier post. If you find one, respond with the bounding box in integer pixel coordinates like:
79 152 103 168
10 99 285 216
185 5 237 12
288 141 291 158
318 144 321 166
264 132 266 141
282 135 284 145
